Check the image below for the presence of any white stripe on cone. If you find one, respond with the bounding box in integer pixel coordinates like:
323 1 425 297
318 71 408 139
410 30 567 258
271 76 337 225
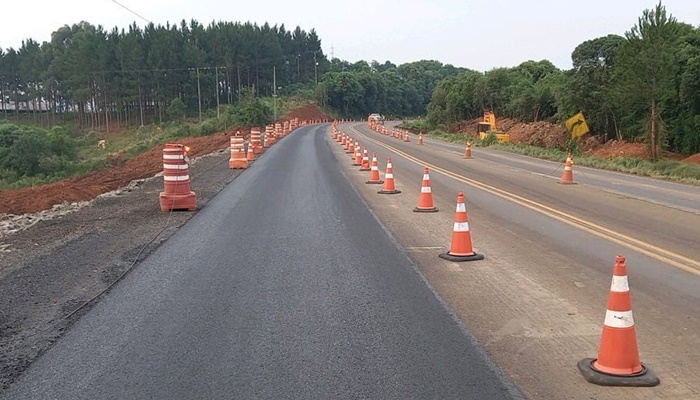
456 203 466 212
603 310 635 328
385 173 394 179
163 164 189 169
610 276 630 292
421 186 432 193
423 174 430 180
371 166 378 171
163 154 184 160
164 175 190 181
454 222 470 232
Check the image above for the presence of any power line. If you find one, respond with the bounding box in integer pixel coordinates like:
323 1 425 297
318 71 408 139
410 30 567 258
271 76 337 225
109 0 152 24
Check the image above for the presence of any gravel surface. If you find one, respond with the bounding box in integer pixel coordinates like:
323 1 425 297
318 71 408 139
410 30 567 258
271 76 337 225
0 149 243 392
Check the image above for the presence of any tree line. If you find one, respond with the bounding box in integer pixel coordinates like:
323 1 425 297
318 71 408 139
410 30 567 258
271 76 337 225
424 3 700 158
0 20 327 130
318 59 464 118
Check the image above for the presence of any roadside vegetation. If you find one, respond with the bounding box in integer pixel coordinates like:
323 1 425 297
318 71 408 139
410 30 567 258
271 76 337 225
0 94 305 189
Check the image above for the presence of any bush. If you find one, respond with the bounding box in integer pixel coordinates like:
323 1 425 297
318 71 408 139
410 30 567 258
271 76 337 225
480 132 498 146
166 98 187 121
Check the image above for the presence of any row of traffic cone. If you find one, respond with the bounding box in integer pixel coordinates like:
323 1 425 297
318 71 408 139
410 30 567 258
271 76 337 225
339 131 483 263
345 123 655 387
366 120 580 184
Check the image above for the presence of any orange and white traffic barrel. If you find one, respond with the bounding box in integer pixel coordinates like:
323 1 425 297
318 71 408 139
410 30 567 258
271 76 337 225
159 143 196 211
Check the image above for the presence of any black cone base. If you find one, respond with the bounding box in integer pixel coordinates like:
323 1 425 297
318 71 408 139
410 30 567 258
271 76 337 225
577 358 660 387
439 252 484 262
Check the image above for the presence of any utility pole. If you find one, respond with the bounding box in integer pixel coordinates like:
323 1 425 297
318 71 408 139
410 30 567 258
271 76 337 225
215 67 220 119
237 63 241 99
273 65 277 121
196 67 202 123
138 80 144 127
313 51 318 85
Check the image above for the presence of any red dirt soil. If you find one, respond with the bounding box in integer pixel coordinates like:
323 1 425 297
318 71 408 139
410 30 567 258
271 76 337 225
0 103 330 216
682 153 700 165
452 117 694 162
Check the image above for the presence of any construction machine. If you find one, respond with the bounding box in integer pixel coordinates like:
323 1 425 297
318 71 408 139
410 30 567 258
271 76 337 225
477 112 510 143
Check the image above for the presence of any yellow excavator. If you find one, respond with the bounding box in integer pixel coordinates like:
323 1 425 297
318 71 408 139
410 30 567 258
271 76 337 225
477 112 510 143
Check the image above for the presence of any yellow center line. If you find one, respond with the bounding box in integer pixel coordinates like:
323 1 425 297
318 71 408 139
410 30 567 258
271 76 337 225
349 124 700 277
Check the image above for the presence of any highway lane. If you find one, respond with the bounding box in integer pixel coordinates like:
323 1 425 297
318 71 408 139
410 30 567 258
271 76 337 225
3 125 520 400
412 126 700 215
337 122 700 398
351 123 700 285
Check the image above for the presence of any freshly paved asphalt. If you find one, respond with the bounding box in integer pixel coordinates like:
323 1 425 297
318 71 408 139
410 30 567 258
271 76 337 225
3 125 519 400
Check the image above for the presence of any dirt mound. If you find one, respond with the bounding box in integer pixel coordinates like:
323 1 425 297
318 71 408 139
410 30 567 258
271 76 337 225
586 140 648 159
451 117 566 148
507 121 568 149
0 103 326 216
285 102 331 121
682 153 700 165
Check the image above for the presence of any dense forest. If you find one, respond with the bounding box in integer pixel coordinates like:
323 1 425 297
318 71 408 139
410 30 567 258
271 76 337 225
318 59 463 117
0 20 327 129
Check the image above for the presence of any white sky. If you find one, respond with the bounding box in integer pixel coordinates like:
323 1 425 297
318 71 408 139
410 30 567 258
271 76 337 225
1 0 698 71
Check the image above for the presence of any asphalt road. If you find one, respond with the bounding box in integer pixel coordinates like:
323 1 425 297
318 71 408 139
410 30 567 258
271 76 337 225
339 122 700 398
418 132 700 214
3 125 519 400
352 124 700 296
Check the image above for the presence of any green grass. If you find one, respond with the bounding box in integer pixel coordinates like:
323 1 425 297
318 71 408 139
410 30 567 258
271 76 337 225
400 120 700 185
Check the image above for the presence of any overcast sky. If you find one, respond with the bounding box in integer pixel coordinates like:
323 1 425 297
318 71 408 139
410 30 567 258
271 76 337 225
1 0 698 71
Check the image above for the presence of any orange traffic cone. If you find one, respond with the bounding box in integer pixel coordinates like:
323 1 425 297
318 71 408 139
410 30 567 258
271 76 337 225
359 148 371 171
413 167 439 213
560 153 576 184
347 139 355 154
463 141 473 159
418 133 424 145
578 255 659 387
351 141 360 160
439 192 483 262
378 157 401 194
353 146 363 166
404 132 411 142
366 153 384 184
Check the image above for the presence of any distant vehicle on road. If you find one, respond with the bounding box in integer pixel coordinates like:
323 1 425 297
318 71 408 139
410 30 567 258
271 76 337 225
368 113 385 125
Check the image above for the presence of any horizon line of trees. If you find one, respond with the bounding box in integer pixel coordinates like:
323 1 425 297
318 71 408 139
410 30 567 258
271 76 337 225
0 19 328 131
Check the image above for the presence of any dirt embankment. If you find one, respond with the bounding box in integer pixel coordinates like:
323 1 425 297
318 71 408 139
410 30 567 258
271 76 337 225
0 103 330 216
450 117 700 164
